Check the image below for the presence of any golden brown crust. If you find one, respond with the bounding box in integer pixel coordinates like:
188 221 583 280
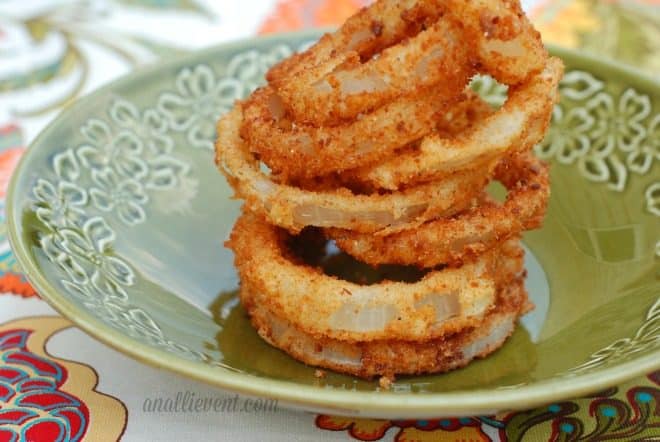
227 211 526 343
328 152 550 268
265 0 547 131
345 58 563 191
216 107 492 235
240 85 462 180
241 277 530 378
241 0 550 179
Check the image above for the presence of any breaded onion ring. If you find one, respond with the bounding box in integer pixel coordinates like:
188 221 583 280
240 276 531 378
268 0 547 126
267 0 444 86
216 107 492 234
329 153 549 268
240 85 458 180
242 62 552 182
241 0 549 180
227 211 525 343
274 18 473 126
292 89 496 192
266 0 441 85
348 58 563 190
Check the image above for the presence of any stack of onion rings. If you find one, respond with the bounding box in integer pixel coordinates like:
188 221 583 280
215 0 562 380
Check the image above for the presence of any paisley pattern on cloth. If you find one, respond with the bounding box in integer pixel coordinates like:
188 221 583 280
0 316 127 441
316 371 660 441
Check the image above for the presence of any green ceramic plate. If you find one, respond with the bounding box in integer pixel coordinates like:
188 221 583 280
7 31 660 419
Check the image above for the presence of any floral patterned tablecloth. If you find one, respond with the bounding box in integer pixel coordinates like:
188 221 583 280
0 1 658 440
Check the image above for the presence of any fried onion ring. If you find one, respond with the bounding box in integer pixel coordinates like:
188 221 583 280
217 107 492 234
240 276 530 378
267 0 444 86
242 56 554 182
290 88 497 192
227 211 526 343
241 0 549 180
240 85 459 180
268 0 547 126
348 58 563 190
329 153 549 268
266 0 466 125
273 18 473 126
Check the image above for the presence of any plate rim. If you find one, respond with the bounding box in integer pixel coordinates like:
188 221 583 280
7 29 660 417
